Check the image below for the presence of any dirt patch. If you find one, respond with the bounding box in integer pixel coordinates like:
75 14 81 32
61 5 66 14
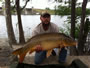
0 39 15 68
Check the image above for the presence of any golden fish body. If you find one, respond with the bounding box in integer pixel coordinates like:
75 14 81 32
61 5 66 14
12 33 77 63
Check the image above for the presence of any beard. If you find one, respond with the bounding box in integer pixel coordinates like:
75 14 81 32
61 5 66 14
42 22 50 27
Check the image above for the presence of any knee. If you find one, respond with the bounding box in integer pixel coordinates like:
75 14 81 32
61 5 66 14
60 48 67 56
34 51 46 64
58 48 67 62
60 47 67 53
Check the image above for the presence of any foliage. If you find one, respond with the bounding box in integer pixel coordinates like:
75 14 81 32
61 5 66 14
76 7 90 16
45 7 50 10
59 16 71 35
56 6 71 15
11 5 16 14
56 6 90 15
56 5 90 39
59 16 80 39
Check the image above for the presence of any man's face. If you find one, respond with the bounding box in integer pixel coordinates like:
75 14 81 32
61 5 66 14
40 16 51 24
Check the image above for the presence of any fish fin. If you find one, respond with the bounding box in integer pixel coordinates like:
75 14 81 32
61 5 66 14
12 48 26 63
19 52 27 63
46 49 53 58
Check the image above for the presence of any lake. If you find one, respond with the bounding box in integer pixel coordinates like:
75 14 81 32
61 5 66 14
0 15 68 39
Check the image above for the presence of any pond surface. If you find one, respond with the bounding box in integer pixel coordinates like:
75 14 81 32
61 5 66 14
0 15 68 38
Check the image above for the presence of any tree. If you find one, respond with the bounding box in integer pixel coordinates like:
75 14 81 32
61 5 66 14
54 0 78 55
83 18 90 55
15 0 25 44
78 0 88 55
83 18 90 46
15 0 30 44
70 0 78 55
5 0 16 44
71 0 76 38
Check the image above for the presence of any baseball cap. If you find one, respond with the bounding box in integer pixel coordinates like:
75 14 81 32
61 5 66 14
41 12 50 17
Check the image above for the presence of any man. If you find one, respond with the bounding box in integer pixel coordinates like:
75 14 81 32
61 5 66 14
32 12 67 64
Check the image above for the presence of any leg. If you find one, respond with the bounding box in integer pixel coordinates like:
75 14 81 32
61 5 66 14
34 51 46 64
58 47 67 63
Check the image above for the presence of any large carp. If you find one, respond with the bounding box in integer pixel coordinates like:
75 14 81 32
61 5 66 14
12 33 77 63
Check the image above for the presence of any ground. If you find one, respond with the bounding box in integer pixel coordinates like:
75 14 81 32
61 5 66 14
0 38 90 68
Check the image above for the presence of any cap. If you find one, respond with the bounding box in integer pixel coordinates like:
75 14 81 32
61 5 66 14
41 12 50 17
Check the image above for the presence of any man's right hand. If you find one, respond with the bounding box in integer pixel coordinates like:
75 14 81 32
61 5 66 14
35 45 43 52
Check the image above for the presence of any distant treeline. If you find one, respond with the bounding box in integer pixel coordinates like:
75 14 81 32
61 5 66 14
55 6 90 15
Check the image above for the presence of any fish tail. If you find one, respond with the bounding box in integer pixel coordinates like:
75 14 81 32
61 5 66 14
12 48 26 63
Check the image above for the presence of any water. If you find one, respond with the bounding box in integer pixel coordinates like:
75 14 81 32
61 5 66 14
0 15 67 38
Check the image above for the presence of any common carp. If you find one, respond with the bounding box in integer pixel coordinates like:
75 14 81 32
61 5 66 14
12 33 77 63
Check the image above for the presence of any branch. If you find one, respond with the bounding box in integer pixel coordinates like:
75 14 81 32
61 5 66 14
21 0 30 11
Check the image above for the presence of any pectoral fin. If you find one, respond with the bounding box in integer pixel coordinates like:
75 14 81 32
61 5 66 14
46 49 53 58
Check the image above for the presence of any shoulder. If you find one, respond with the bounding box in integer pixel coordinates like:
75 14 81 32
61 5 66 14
50 23 58 27
50 22 59 29
32 23 42 36
50 22 59 32
33 23 42 31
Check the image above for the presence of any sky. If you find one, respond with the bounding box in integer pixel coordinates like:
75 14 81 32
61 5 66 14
20 0 90 9
20 0 59 9
0 0 90 9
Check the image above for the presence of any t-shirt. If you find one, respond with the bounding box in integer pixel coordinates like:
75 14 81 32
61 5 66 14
32 22 59 37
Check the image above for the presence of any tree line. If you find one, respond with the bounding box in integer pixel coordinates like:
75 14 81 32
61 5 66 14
55 6 90 15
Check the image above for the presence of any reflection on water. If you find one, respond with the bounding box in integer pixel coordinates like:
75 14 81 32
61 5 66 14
0 15 67 38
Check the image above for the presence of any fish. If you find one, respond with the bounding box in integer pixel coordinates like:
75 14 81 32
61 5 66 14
12 33 77 63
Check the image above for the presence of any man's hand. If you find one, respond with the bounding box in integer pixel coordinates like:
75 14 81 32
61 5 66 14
35 45 43 52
